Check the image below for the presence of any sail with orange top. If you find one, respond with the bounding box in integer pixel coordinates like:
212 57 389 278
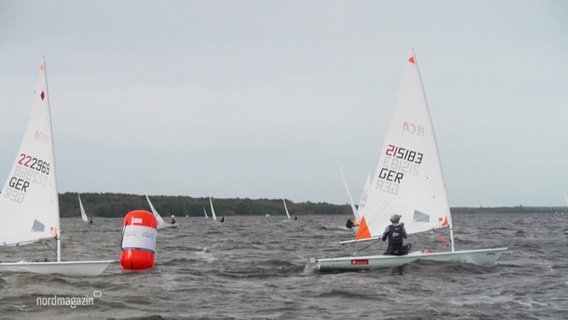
350 51 453 243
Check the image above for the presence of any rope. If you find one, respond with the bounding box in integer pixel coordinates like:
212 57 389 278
353 238 381 255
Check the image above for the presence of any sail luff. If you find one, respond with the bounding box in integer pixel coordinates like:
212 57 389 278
412 52 454 250
43 57 62 261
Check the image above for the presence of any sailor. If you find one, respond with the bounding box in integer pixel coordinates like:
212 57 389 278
381 214 411 255
220 216 225 223
170 214 176 224
346 218 354 229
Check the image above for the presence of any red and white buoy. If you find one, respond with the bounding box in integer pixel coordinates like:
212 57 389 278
120 210 158 270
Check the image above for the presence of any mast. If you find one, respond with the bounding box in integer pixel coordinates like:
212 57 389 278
411 49 454 251
42 56 62 261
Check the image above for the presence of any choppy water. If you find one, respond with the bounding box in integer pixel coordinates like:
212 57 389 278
0 212 567 319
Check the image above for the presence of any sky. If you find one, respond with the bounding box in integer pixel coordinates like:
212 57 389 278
0 0 567 207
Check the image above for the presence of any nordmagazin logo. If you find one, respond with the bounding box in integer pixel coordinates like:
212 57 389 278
36 291 102 308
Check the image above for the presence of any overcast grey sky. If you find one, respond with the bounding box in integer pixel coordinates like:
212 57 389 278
1 0 567 207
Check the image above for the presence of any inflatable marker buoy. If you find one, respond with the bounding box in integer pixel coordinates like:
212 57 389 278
120 210 158 270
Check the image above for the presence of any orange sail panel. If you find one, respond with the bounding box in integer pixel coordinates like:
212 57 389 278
355 216 371 239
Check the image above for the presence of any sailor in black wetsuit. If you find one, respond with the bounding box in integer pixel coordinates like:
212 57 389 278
346 218 354 229
381 214 411 255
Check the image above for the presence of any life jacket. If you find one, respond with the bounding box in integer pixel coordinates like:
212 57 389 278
388 224 405 245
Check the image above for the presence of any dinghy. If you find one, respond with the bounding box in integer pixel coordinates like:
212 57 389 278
337 160 361 230
78 194 92 224
305 52 507 273
209 197 218 221
282 199 291 220
145 194 178 229
0 58 114 276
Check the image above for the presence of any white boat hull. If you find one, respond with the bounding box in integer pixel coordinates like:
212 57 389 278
157 222 178 229
0 260 115 276
304 247 507 273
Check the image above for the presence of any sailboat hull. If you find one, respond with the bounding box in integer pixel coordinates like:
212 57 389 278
0 260 115 276
157 223 178 229
304 247 507 273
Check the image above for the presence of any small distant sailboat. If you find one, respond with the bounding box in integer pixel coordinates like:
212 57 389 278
337 160 361 230
203 207 209 219
78 194 92 224
305 52 507 273
282 198 298 221
145 194 178 229
0 58 113 276
282 199 291 220
209 197 218 221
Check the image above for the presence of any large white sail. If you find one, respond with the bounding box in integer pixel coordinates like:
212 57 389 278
356 54 451 240
0 60 60 246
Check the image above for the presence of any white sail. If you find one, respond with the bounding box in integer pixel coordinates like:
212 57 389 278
145 194 167 225
355 53 451 241
203 207 209 219
0 60 59 246
282 199 291 220
357 172 372 217
78 194 89 223
0 58 113 276
337 160 361 224
209 197 217 221
146 194 178 229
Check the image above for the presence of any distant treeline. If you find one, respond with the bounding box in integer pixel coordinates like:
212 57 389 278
59 192 567 218
60 193 351 218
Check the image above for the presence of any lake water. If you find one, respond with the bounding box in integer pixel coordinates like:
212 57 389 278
0 212 566 319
